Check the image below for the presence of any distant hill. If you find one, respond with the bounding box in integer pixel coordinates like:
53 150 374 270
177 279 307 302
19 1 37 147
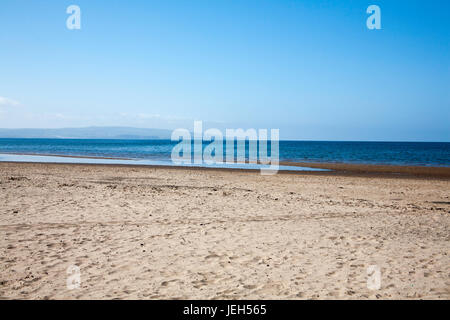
0 127 173 139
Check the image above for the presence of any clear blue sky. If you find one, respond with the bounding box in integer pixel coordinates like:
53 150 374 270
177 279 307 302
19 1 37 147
0 0 448 141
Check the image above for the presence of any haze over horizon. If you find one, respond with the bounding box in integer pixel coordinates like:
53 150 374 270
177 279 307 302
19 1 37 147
0 126 449 142
0 0 449 141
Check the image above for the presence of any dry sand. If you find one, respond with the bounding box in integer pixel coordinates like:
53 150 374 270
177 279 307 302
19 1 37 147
0 162 449 299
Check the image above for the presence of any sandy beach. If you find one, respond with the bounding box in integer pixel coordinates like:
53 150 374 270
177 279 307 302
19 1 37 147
0 162 449 299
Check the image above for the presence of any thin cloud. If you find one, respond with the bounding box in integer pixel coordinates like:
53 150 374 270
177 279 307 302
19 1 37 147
0 96 20 107
137 113 161 119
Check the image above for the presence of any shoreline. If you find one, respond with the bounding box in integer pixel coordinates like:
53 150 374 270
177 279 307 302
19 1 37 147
0 152 134 161
0 156 449 179
280 161 450 179
1 151 449 167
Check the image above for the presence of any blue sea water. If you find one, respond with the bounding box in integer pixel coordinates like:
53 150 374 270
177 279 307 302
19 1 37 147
0 138 449 167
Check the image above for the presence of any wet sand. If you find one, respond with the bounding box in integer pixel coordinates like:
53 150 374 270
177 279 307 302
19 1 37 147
0 162 449 299
281 161 450 179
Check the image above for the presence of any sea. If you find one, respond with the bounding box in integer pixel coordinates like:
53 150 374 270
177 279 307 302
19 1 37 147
0 139 449 170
